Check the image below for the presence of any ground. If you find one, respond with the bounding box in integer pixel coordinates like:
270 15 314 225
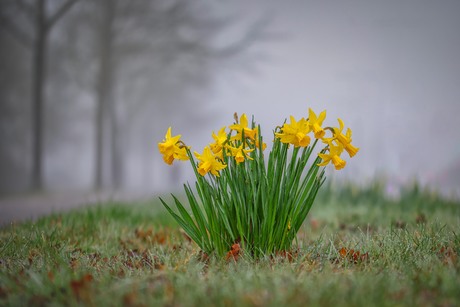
0 182 459 306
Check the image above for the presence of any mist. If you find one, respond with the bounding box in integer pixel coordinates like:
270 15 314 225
1 0 459 199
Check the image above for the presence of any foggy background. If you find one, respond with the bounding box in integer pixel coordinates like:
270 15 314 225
1 0 460 199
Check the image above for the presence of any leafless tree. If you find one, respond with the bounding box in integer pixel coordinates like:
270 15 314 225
0 0 269 193
83 0 268 190
0 0 80 191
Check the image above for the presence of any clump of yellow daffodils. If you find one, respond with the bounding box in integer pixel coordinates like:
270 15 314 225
274 108 359 170
158 113 265 176
158 109 359 258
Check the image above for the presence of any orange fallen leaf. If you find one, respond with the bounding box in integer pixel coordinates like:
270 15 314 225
226 243 241 261
339 247 369 264
135 227 153 240
70 274 93 302
135 227 171 245
47 271 54 282
153 231 167 245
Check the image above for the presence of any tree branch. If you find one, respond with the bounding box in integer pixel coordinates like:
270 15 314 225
0 14 32 48
206 16 272 58
46 0 80 31
170 15 273 60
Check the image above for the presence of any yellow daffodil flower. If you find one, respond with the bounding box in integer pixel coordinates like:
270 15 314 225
332 118 360 157
210 127 228 159
308 108 326 139
317 142 346 170
229 113 257 141
158 127 189 165
226 144 254 164
343 141 359 158
194 147 227 176
173 145 189 161
275 116 311 147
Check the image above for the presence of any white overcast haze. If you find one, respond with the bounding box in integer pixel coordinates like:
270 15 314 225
176 0 460 196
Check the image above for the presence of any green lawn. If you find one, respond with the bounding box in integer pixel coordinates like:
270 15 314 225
1 182 459 306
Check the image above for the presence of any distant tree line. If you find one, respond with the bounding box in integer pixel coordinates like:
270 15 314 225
0 0 268 194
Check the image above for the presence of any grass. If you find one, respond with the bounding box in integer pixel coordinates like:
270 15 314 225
0 181 459 306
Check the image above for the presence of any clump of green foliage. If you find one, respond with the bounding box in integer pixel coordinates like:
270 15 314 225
158 111 360 257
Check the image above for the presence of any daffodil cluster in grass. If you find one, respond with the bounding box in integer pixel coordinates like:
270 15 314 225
158 109 359 258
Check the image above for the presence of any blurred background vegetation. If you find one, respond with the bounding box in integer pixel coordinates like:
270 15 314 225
0 0 270 195
1 0 459 198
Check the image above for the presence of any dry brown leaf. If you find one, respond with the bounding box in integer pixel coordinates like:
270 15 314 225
226 243 241 261
70 274 93 303
338 247 369 264
438 246 457 265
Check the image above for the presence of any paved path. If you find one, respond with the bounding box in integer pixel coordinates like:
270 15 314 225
0 191 150 228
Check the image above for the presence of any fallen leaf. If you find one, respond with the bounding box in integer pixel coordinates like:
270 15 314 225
135 227 153 240
70 274 93 303
153 232 167 245
122 290 138 306
135 227 170 245
226 243 241 261
438 246 457 265
338 247 369 264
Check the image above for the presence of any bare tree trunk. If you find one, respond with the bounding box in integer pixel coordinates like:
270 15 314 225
0 0 80 191
94 0 115 190
31 0 47 191
111 111 124 189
